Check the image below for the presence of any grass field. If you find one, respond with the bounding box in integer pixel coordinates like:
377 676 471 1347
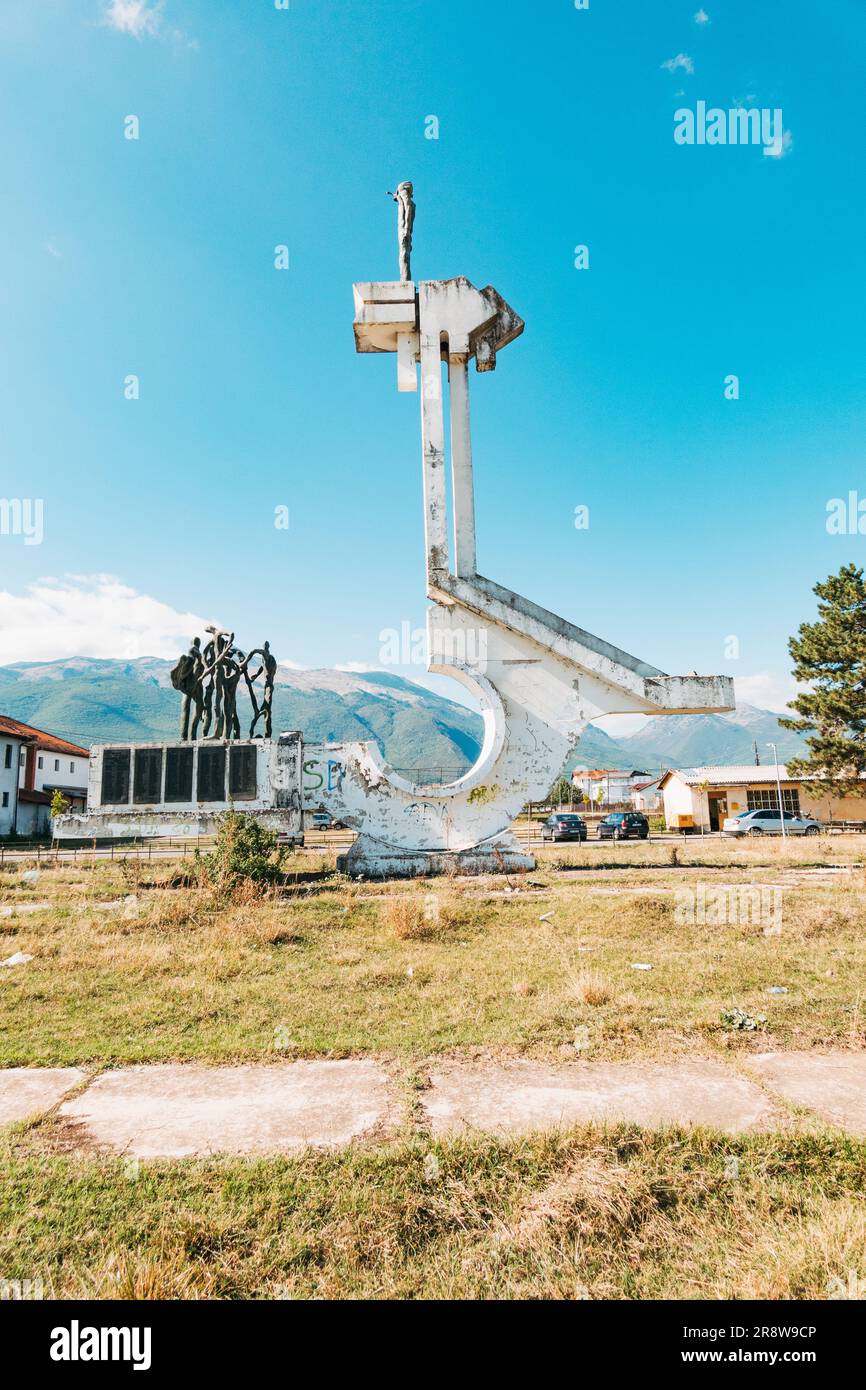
1 838 865 1066
2 835 865 1300
2 1125 865 1299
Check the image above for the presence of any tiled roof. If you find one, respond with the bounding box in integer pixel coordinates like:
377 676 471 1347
0 716 34 743
0 715 88 757
572 768 635 779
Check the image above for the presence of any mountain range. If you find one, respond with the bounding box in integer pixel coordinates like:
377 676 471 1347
0 658 808 777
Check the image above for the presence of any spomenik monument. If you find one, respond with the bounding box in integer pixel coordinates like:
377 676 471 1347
58 189 733 871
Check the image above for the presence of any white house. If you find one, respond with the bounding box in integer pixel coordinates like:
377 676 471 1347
15 722 89 804
659 765 866 832
0 715 89 836
630 777 663 812
0 718 29 837
572 768 654 807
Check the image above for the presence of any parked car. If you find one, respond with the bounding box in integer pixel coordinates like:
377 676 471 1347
541 812 588 842
598 811 649 841
307 812 350 832
723 808 821 837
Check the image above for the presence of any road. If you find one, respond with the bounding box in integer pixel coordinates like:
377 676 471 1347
0 825 806 865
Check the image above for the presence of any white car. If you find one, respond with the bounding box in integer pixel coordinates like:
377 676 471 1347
723 808 821 837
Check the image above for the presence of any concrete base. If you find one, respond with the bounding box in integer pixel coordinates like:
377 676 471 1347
56 810 303 843
337 833 535 879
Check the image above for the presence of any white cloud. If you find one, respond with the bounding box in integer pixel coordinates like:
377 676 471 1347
44 240 62 259
102 0 164 39
0 575 219 664
733 671 799 713
764 129 793 159
661 53 694 75
694 8 710 24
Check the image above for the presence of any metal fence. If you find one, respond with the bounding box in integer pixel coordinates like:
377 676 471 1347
390 767 469 785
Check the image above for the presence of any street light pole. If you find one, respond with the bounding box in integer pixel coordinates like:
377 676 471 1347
767 742 787 839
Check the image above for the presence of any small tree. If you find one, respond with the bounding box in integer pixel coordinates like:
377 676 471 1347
781 563 866 793
200 811 286 891
50 790 70 819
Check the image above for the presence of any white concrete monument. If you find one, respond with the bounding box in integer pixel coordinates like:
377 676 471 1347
308 191 735 875
57 189 734 870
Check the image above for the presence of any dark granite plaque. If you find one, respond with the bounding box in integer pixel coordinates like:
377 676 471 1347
164 746 194 803
229 744 257 801
197 745 226 803
101 748 131 805
133 747 163 805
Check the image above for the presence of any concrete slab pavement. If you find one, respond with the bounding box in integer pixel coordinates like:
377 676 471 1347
0 1068 86 1128
421 1058 783 1136
57 1060 393 1158
745 1052 866 1136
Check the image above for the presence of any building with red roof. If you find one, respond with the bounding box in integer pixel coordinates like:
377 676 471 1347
0 715 89 837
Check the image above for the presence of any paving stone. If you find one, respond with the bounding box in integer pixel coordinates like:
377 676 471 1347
59 1060 392 1158
0 1068 85 1128
422 1058 783 1136
746 1052 866 1135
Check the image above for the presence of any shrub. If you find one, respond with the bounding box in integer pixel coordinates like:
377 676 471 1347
198 812 286 893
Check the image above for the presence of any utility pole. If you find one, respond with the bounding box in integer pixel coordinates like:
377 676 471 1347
767 742 786 839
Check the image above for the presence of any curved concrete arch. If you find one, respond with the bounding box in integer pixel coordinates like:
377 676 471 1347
316 267 736 874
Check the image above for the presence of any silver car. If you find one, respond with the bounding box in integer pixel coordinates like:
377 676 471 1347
722 808 821 837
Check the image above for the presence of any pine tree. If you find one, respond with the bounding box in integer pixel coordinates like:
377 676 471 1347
781 563 866 793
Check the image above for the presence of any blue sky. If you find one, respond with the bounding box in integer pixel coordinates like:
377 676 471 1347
1 0 865 724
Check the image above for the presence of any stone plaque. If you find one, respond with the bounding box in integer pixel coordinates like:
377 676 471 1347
164 746 194 803
197 745 226 803
229 744 257 801
101 748 131 805
133 748 163 805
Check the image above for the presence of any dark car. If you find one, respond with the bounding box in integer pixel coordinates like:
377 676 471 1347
541 813 588 842
598 811 649 841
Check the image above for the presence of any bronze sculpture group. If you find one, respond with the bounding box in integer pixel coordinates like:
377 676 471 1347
171 627 277 742
170 185 411 744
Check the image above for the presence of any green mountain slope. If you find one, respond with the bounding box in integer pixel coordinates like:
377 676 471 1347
0 659 808 778
0 659 484 774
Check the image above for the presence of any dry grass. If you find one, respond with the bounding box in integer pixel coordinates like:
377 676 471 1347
381 892 463 941
3 839 866 1302
2 846 866 1064
572 969 613 1007
2 1126 864 1300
